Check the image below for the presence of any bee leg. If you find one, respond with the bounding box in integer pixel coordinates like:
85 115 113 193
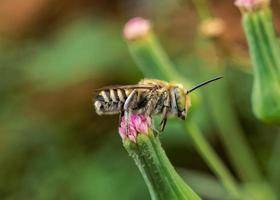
124 111 130 134
118 111 124 127
160 107 168 132
145 90 158 116
160 119 167 132
123 90 137 133
146 117 158 135
152 127 160 135
159 91 170 132
144 94 161 134
124 90 137 111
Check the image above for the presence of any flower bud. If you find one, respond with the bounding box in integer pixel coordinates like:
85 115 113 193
121 115 201 199
237 1 280 123
123 17 151 41
123 17 176 81
119 114 151 142
235 0 269 12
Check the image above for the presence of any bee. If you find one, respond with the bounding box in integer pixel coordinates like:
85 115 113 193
94 77 222 132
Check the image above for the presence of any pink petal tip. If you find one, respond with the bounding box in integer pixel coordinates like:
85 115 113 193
119 114 152 142
123 17 151 41
234 0 268 10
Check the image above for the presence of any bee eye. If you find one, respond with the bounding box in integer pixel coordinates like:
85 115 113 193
174 88 186 112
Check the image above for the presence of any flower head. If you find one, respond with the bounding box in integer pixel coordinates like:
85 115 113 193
238 0 280 123
123 17 151 41
119 114 152 142
235 0 269 12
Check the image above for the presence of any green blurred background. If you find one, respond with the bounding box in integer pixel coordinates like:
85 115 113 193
1 0 280 199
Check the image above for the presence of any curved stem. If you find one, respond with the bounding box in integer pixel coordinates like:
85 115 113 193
204 78 263 182
185 122 241 199
190 0 263 182
267 130 280 196
190 0 212 21
124 132 201 200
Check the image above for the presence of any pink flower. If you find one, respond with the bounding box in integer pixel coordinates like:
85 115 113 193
123 17 151 41
119 114 152 142
234 0 268 10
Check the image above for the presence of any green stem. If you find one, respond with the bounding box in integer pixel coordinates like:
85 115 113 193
196 37 264 182
185 122 241 199
267 130 280 195
179 169 230 200
124 132 201 200
150 134 201 199
127 33 200 107
190 0 263 182
190 0 212 21
259 9 280 75
204 74 263 182
242 8 280 123
127 34 190 85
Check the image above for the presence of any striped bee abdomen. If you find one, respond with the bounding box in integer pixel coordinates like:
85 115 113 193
94 89 130 115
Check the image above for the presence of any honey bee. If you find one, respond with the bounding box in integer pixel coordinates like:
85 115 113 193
94 77 222 132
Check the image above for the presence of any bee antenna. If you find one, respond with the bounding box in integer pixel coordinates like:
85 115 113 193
186 76 223 94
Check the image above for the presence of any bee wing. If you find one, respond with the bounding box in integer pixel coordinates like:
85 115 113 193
94 84 156 92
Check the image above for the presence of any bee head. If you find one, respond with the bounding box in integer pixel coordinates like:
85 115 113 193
174 87 189 120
